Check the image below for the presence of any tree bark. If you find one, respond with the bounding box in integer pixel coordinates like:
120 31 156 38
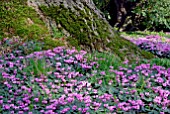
27 0 154 61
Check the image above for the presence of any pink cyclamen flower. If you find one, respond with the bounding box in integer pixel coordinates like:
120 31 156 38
160 112 165 114
3 105 10 110
66 97 74 103
60 108 70 113
100 71 106 75
72 105 77 110
153 96 162 104
98 80 102 84
108 106 116 112
18 111 24 114
82 107 89 113
0 100 3 104
108 80 113 85
34 98 39 102
75 54 83 61
42 100 48 104
109 66 113 69
23 107 29 111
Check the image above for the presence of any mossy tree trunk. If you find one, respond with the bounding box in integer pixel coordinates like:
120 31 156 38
28 0 154 61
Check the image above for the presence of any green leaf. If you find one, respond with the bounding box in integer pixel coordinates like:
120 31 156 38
144 97 152 102
29 104 34 110
58 88 64 93
108 87 119 94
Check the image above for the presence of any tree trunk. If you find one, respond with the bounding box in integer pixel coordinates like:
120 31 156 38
27 0 154 61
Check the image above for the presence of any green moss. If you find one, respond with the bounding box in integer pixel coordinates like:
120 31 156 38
0 1 49 39
40 5 109 47
140 50 154 59
43 37 64 50
66 37 79 48
0 0 64 50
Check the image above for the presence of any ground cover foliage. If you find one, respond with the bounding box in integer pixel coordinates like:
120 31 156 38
0 38 170 114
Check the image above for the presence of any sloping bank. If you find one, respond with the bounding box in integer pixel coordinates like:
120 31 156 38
0 0 154 61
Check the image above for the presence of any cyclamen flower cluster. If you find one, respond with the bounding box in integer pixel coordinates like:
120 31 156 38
126 35 170 58
112 64 170 112
134 40 170 58
0 41 170 113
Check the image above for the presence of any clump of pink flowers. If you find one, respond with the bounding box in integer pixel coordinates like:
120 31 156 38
125 35 170 58
0 41 170 113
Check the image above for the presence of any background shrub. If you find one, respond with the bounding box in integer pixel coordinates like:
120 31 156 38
133 0 170 31
93 0 170 31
